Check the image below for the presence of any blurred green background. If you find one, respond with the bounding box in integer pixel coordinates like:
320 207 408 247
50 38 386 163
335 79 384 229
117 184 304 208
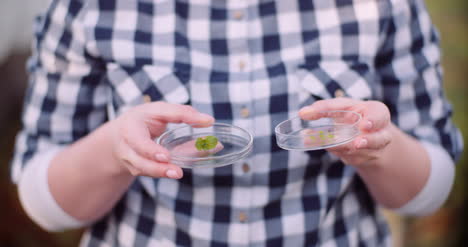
0 0 466 246
401 0 468 247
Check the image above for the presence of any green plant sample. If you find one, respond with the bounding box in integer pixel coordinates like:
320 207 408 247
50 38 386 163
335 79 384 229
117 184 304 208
319 131 326 140
195 136 219 151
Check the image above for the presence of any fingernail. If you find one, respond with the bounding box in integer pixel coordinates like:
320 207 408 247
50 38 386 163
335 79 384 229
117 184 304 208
365 121 373 130
155 153 169 163
358 139 368 148
166 169 180 179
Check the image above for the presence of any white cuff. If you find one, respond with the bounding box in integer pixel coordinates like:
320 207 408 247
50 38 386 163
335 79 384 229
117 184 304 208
18 147 86 231
394 141 455 216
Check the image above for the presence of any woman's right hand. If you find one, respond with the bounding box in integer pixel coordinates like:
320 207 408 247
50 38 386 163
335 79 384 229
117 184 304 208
110 101 214 179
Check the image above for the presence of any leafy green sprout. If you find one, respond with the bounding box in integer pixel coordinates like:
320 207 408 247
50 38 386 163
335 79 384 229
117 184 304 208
319 131 325 140
195 136 219 151
309 131 335 141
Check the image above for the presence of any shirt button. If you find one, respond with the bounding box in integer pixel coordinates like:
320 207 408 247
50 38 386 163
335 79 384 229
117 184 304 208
242 163 250 173
238 60 246 71
143 94 152 103
233 11 244 20
239 212 248 223
334 89 345 98
240 107 250 118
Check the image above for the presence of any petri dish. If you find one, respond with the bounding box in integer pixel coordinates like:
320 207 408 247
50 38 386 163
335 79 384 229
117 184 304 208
275 110 361 151
157 123 253 168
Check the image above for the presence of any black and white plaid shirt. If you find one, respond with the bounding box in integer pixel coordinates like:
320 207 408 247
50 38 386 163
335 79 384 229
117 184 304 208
12 0 463 246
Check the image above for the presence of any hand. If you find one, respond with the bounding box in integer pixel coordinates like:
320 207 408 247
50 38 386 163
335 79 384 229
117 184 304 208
111 102 214 179
299 98 392 167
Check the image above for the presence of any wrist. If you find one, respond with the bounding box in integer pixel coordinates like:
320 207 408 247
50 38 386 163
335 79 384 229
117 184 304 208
354 124 432 209
59 119 134 180
102 120 135 178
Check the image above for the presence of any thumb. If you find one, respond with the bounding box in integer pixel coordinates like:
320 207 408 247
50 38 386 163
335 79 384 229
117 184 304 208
147 102 215 127
299 98 360 120
185 112 215 127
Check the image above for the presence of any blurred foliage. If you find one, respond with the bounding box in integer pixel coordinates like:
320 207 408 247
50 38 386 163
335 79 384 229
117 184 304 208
403 0 468 247
0 0 467 246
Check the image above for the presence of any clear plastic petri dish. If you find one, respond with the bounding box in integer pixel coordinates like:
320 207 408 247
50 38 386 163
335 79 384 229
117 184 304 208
275 110 362 151
157 123 253 168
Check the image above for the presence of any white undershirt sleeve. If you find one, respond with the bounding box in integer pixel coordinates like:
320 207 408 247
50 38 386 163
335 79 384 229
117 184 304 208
393 141 455 216
18 147 86 232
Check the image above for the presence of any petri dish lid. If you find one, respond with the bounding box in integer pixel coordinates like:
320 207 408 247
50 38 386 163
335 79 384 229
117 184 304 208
275 110 362 151
157 123 253 168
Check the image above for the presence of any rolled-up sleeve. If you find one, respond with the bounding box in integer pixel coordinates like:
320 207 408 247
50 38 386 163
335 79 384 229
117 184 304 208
11 0 108 185
375 0 463 215
376 0 463 162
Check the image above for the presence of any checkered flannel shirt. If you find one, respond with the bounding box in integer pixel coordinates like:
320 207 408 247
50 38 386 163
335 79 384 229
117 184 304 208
11 0 463 246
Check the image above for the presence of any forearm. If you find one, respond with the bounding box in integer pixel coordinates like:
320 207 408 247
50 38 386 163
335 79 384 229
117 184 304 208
18 103 211 231
355 123 431 209
49 121 135 222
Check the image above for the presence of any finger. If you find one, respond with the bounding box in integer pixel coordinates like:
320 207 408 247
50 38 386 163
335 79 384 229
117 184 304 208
121 121 171 162
122 148 183 179
132 157 183 179
299 98 360 120
125 164 141 176
129 138 171 163
148 102 215 127
352 130 392 150
327 142 379 165
328 130 391 153
329 149 377 166
327 141 356 154
357 101 390 132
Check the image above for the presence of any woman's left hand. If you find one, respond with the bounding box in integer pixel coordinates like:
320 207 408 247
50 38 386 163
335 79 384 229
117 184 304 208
299 98 393 168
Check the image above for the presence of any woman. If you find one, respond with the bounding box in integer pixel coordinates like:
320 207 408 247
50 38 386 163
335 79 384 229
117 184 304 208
12 0 463 246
